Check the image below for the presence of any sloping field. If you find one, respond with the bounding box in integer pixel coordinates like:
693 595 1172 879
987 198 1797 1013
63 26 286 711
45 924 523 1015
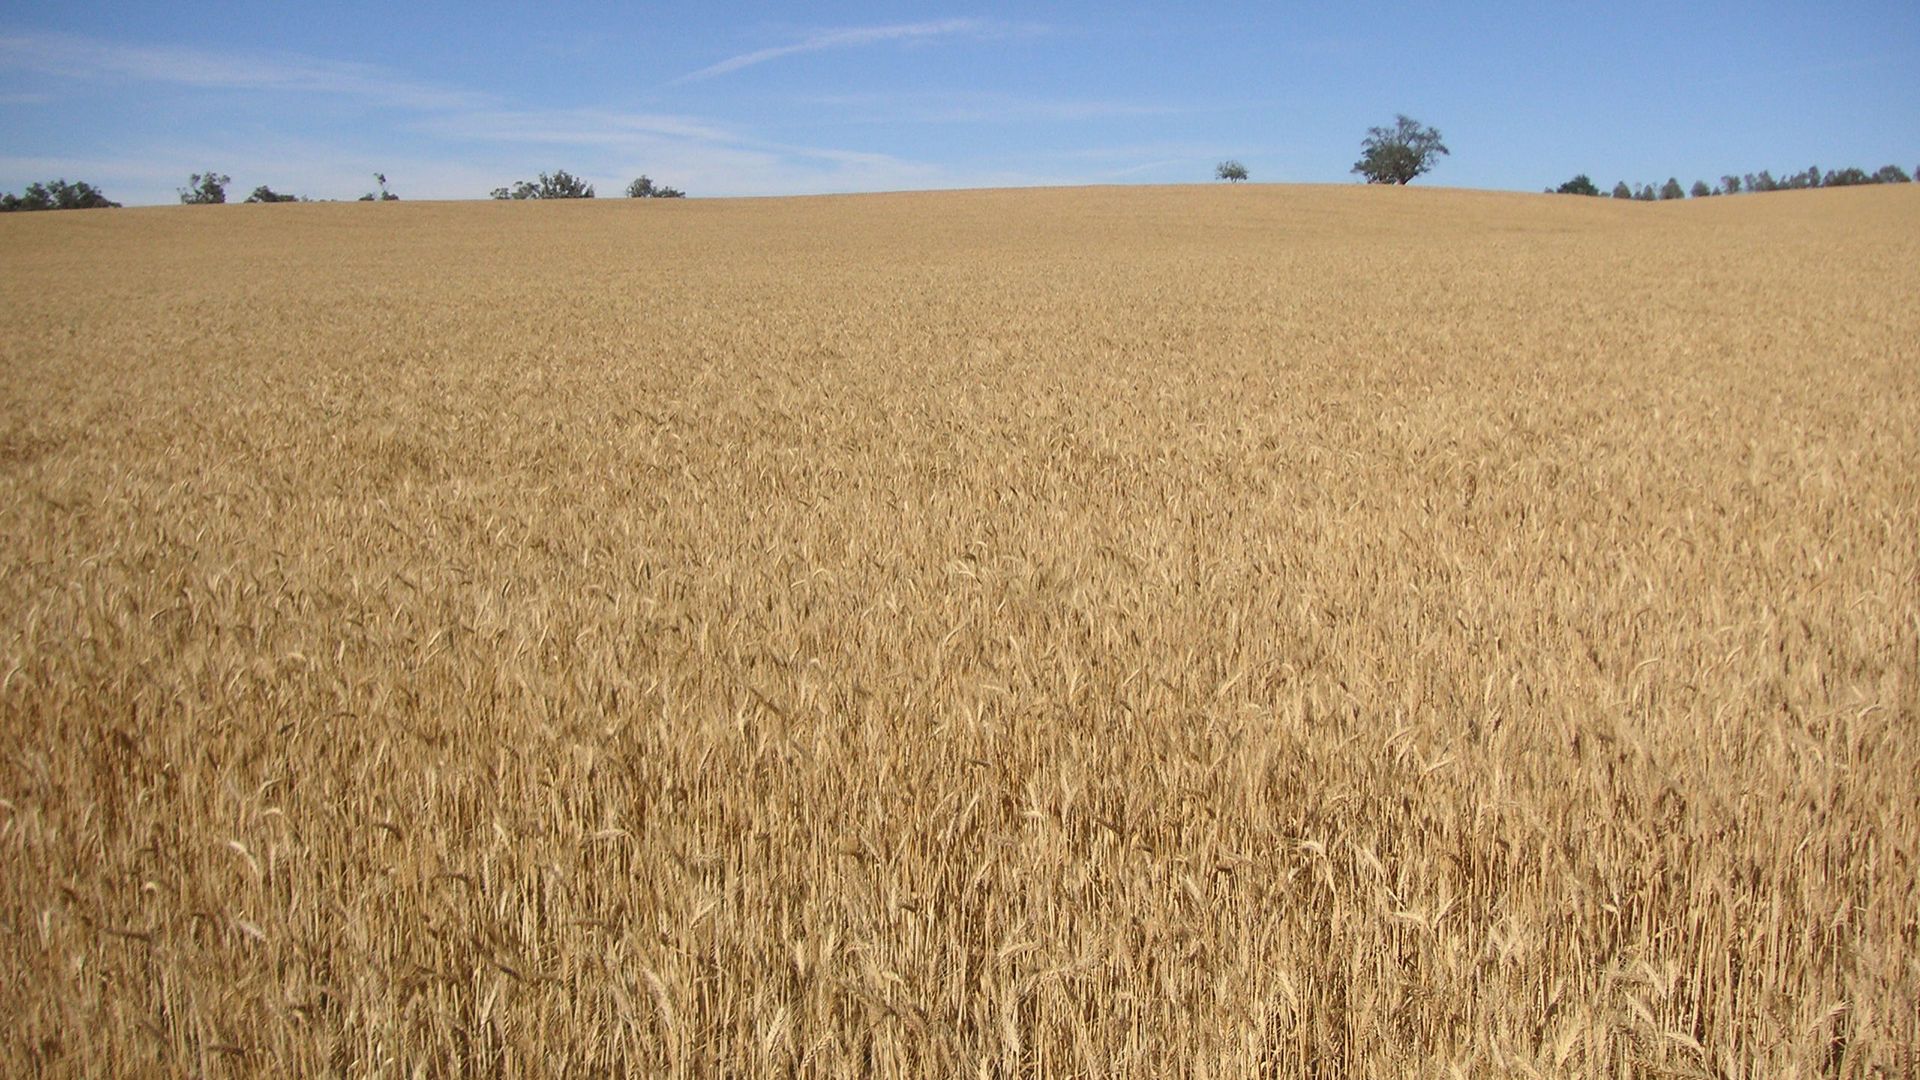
2 184 1916 1076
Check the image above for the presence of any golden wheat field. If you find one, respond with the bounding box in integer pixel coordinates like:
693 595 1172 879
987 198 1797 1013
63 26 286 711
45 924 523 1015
1 182 1916 1077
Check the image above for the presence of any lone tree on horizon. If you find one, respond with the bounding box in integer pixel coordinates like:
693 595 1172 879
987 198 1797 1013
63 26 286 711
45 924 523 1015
1215 160 1249 183
360 173 399 201
1352 115 1448 185
625 176 686 198
179 171 229 205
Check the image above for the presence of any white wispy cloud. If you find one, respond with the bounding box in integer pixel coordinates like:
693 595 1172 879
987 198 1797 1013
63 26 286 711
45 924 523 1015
417 108 742 147
800 91 1181 125
1099 158 1192 179
1039 141 1236 164
0 31 486 109
675 19 1008 83
0 30 1082 202
2 139 514 205
407 106 1023 197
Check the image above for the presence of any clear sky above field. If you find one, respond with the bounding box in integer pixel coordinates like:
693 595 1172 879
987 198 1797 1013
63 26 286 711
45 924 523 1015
2 1 1915 204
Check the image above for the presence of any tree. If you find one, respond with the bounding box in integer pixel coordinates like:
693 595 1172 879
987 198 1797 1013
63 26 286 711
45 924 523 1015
358 173 399 202
625 176 684 198
1554 174 1600 196
492 170 594 199
245 185 300 204
1659 178 1685 200
1871 164 1911 184
1611 181 1632 199
1 178 119 211
1689 180 1712 198
179 171 229 205
1823 167 1871 187
1351 115 1448 185
1215 160 1249 183
1721 175 1742 195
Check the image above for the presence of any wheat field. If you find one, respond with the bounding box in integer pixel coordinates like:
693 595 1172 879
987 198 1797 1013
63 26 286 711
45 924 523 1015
1 183 1916 1076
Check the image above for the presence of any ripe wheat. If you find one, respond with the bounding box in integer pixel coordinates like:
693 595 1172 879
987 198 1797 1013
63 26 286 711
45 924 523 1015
2 184 1916 1076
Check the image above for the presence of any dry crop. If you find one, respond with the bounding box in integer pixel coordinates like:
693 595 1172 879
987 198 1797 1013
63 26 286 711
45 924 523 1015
2 183 1917 1076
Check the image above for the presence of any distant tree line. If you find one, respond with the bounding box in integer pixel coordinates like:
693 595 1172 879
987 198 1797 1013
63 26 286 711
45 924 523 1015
492 170 593 200
5 167 688 211
176 171 397 204
1552 164 1914 199
490 170 686 200
1 178 120 211
16 149 1911 210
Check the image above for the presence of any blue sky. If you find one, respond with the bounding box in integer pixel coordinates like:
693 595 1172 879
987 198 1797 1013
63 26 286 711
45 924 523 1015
2 2 1915 204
